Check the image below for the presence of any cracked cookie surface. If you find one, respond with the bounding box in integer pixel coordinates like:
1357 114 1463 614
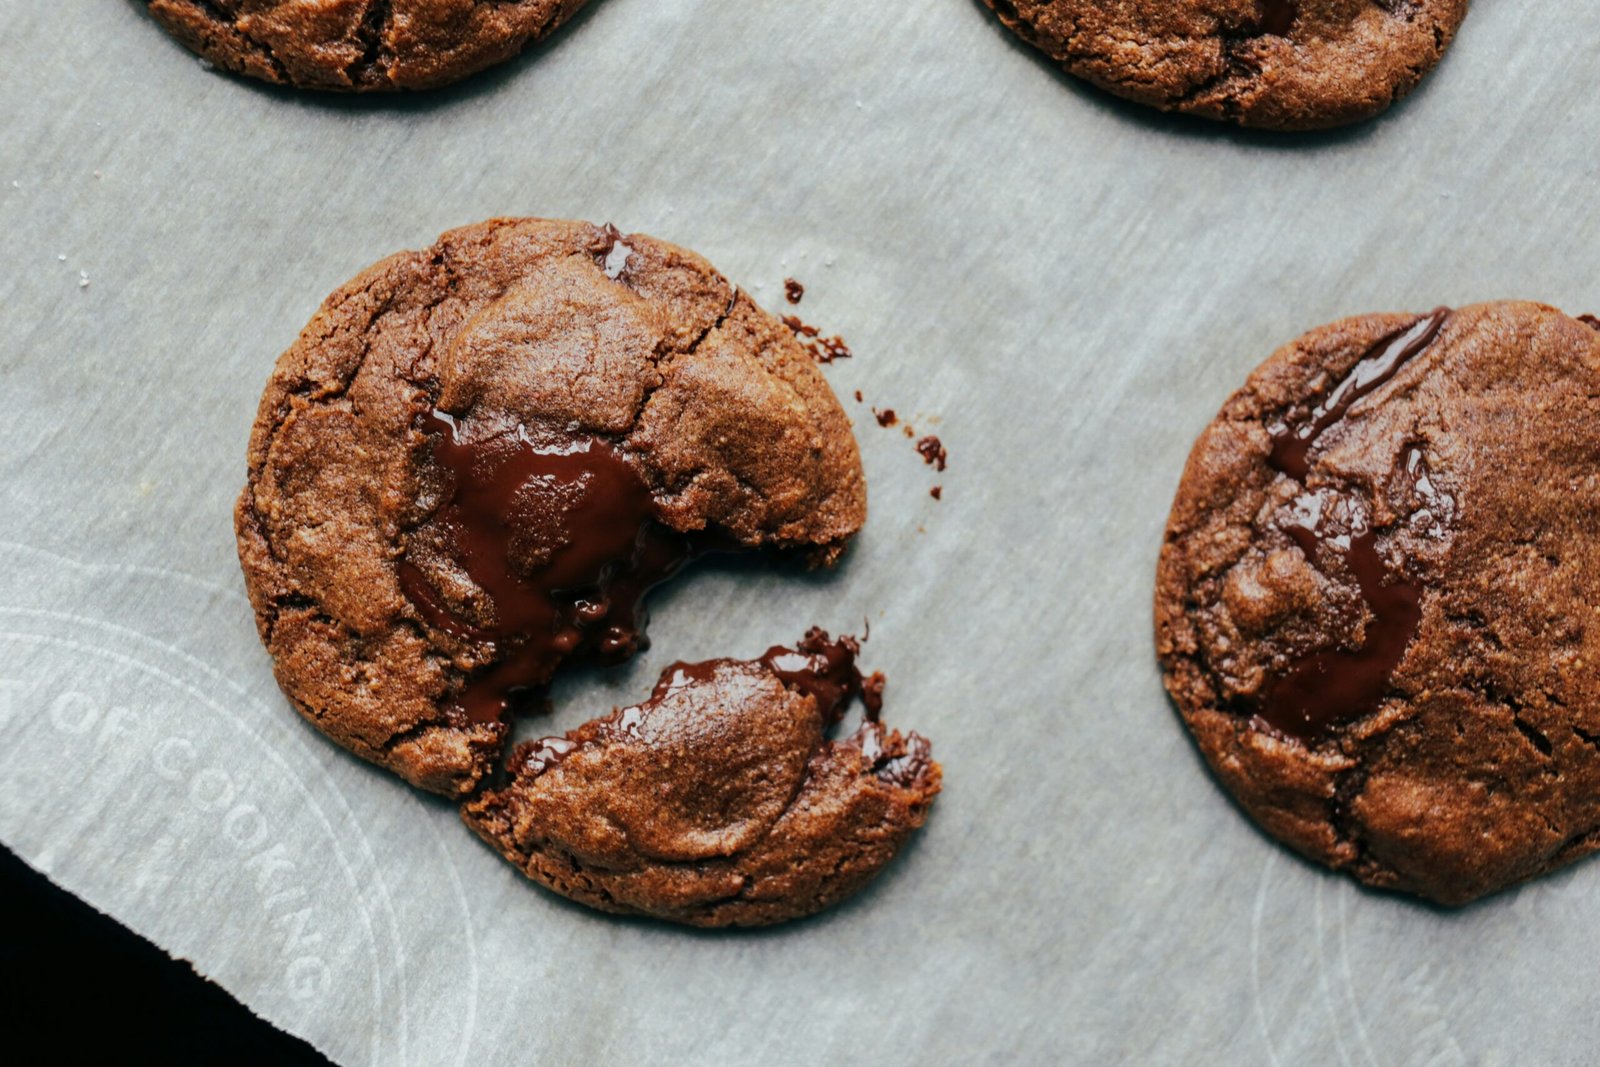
983 0 1469 130
145 0 591 91
1156 302 1600 904
462 633 940 926
235 218 867 797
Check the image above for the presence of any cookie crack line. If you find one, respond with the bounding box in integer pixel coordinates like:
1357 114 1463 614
179 0 296 83
346 0 395 87
605 229 739 443
1166 11 1302 118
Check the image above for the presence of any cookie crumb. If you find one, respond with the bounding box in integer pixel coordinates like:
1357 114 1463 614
858 397 949 483
930 486 942 501
783 277 805 304
815 335 851 362
782 314 818 338
860 670 886 716
782 314 852 363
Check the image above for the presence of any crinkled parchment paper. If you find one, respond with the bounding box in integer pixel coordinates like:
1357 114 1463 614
2 2 1598 1062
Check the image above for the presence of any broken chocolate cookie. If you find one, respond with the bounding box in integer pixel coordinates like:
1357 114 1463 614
463 631 940 926
235 218 867 797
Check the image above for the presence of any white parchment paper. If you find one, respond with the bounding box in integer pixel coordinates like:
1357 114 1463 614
3 2 1599 1063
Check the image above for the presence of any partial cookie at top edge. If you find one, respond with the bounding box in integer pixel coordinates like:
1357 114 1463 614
145 0 592 92
984 0 1469 130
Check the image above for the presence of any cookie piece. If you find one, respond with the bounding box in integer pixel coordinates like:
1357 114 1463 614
1157 302 1600 905
235 218 867 796
983 0 1468 130
144 0 590 91
462 631 940 926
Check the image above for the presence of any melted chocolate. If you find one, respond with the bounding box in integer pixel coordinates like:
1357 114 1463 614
874 408 898 427
399 409 702 725
1258 311 1451 743
784 277 805 305
916 435 948 471
1259 0 1297 35
1268 308 1450 480
759 628 882 723
647 628 881 724
1580 314 1600 331
1401 445 1454 537
522 629 885 780
645 658 719 701
517 736 579 777
1257 524 1423 741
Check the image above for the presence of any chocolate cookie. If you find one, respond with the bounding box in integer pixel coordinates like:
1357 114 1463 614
983 0 1469 130
463 631 940 926
1157 302 1600 905
235 218 867 797
144 0 589 91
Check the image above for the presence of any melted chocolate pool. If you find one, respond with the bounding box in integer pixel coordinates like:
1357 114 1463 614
1258 0 1297 36
398 408 702 725
1268 309 1450 480
1257 310 1451 742
1256 524 1424 742
648 629 882 725
758 628 883 723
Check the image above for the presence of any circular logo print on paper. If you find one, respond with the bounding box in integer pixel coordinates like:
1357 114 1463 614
0 540 480 1066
